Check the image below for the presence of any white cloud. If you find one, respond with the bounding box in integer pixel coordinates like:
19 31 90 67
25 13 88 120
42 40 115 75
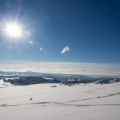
61 46 70 54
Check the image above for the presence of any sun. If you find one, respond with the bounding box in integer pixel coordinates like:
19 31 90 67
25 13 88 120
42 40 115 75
4 22 23 39
0 16 31 43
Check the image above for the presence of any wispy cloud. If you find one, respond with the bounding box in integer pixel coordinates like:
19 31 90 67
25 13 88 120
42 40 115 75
89 52 105 56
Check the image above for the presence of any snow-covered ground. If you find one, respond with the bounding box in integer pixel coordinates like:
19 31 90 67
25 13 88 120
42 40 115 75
0 82 120 120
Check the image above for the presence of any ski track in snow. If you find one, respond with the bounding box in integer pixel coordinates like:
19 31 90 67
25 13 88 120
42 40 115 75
70 92 120 103
1 101 120 108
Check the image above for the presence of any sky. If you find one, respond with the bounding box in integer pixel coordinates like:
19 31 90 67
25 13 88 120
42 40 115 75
0 0 120 76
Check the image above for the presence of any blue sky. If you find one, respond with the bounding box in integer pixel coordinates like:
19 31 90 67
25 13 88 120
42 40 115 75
0 0 120 75
0 0 120 63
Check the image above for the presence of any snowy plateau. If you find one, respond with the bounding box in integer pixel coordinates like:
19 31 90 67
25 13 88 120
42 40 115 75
0 79 120 120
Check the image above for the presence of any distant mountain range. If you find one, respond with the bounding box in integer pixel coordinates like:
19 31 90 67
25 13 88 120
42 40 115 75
1 71 120 86
0 71 93 81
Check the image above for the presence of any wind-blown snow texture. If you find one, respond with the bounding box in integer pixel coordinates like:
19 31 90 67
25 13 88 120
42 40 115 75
0 81 120 120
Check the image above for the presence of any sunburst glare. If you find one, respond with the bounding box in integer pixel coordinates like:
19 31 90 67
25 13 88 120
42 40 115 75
0 15 31 44
4 22 23 39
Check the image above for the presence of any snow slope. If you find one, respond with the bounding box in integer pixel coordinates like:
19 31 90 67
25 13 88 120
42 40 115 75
0 82 120 120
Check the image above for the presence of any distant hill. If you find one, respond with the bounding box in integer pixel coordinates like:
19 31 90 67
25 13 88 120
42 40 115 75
0 71 93 81
3 76 60 85
95 78 120 84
